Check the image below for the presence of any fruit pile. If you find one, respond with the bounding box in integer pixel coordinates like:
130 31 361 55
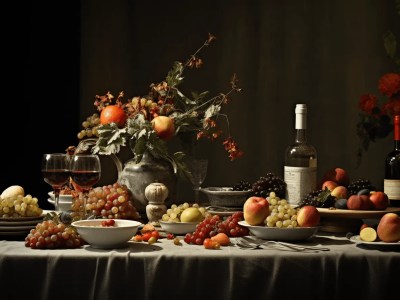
71 183 140 220
300 167 389 211
25 216 84 249
231 172 286 199
0 185 42 218
161 203 209 222
359 213 400 243
184 212 249 245
243 193 320 228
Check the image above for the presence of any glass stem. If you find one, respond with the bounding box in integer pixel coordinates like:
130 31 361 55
194 187 200 203
54 188 60 212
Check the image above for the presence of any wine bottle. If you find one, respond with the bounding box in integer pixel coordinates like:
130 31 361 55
384 115 400 207
284 104 317 205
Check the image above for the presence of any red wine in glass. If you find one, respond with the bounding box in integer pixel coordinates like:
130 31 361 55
70 170 101 189
70 154 101 219
42 169 70 187
41 154 71 212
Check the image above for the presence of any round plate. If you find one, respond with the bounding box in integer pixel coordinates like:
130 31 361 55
349 235 400 246
317 207 400 219
0 219 42 226
0 231 30 236
238 221 318 241
0 225 36 231
0 214 44 222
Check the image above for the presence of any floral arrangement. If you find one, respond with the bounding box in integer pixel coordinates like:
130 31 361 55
356 19 400 166
77 34 243 179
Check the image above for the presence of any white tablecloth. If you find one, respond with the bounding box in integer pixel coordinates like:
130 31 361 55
1 233 399 300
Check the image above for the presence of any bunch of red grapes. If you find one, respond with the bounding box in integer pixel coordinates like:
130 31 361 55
71 183 140 220
184 212 249 245
25 219 84 249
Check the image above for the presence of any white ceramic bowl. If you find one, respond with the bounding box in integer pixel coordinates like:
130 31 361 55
72 219 142 249
201 187 252 207
47 198 72 212
238 221 318 241
159 221 198 235
48 191 73 203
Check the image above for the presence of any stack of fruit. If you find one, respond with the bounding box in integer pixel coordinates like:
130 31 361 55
300 167 390 211
242 193 321 228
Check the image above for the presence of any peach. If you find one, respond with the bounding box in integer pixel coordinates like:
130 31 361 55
297 205 320 227
243 196 270 226
321 167 350 186
321 180 338 192
377 213 400 242
151 116 175 140
346 195 373 210
330 185 348 199
369 191 389 210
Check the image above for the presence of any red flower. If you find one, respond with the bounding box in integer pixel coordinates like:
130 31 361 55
378 73 400 98
358 94 377 114
382 98 400 116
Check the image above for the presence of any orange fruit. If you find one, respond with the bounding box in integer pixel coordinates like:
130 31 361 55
100 105 127 127
211 232 230 246
203 238 221 249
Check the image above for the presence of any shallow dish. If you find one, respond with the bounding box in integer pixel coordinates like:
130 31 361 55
348 235 400 247
72 219 142 249
201 187 252 207
159 221 198 235
238 221 318 241
317 206 400 219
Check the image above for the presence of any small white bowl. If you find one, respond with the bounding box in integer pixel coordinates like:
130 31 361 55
47 198 72 212
159 221 198 235
48 191 73 203
72 219 142 249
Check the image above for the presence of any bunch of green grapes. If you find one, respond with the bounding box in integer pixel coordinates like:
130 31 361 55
0 194 43 218
264 192 299 228
77 113 100 139
161 203 208 222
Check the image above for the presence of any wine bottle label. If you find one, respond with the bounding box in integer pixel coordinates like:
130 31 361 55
384 179 400 201
284 166 317 205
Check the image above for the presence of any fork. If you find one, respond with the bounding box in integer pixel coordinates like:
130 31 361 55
243 236 330 252
235 237 307 252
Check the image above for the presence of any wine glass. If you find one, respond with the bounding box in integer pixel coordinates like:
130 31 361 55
186 158 208 203
41 153 71 212
70 154 101 219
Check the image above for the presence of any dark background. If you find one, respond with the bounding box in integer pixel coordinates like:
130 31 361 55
2 0 400 209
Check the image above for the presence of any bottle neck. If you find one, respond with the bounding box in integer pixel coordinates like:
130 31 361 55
394 115 400 150
295 129 307 143
295 110 307 143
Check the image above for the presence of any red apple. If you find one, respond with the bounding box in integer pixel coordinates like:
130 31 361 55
321 167 350 186
297 205 320 227
347 195 373 210
369 191 389 210
151 116 175 140
330 185 348 199
321 180 338 192
377 213 400 242
243 196 270 226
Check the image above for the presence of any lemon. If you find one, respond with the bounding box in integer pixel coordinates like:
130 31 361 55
180 207 203 223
